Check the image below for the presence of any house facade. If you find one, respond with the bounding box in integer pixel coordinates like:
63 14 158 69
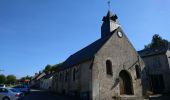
138 45 170 94
52 10 145 100
30 72 46 88
40 73 53 90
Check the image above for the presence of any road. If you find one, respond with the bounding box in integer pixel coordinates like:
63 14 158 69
23 89 74 100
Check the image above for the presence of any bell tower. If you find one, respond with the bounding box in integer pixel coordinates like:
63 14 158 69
101 10 120 38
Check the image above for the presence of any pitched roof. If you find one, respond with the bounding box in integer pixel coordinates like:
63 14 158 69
36 72 46 80
61 29 119 70
138 45 170 57
43 73 53 79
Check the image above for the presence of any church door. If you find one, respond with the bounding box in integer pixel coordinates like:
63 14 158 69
119 70 134 95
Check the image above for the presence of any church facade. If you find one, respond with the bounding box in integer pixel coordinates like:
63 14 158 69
52 10 145 100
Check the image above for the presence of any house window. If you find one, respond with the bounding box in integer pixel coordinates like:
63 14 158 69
135 65 141 79
73 68 76 81
106 60 113 76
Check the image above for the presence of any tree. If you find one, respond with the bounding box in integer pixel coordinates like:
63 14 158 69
6 75 16 84
0 74 6 84
43 64 52 73
20 75 32 81
51 62 63 72
145 34 169 49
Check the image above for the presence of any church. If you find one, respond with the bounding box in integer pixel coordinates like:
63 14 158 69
52 10 146 100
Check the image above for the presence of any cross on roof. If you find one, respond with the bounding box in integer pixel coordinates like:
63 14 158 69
108 0 111 10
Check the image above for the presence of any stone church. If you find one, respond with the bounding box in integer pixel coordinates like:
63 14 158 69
52 10 145 100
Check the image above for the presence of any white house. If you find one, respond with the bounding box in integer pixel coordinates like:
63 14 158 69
40 73 53 90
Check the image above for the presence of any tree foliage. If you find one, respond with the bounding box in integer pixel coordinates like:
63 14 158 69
43 64 52 73
6 75 16 84
42 62 63 73
145 34 169 49
0 74 6 84
51 62 63 72
20 75 32 81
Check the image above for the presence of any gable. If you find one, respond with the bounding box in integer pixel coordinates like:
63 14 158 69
94 27 142 69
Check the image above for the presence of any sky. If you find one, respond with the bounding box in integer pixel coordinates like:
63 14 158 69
0 0 170 79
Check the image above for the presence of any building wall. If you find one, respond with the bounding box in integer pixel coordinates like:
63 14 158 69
142 53 170 93
166 50 170 92
166 50 170 69
40 77 53 90
52 60 92 98
92 30 145 99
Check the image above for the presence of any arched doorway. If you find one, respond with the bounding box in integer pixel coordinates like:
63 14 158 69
119 70 134 95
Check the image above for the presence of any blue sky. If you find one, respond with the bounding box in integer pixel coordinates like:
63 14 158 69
0 0 170 78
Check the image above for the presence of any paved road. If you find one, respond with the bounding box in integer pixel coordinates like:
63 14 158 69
23 89 74 100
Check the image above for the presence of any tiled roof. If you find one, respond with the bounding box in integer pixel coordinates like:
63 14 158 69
138 45 170 57
43 73 53 79
61 28 120 70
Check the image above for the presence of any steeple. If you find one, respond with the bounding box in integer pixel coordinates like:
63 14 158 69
101 10 120 38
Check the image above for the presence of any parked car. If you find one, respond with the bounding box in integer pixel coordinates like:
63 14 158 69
0 84 6 88
13 85 30 95
0 87 24 100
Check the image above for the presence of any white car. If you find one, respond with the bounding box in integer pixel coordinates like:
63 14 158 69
0 84 6 88
0 87 24 100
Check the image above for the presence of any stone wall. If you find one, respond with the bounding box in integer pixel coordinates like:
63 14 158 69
166 50 170 70
142 52 170 93
92 29 145 99
52 60 92 99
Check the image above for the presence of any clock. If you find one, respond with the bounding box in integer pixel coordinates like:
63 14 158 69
117 31 123 38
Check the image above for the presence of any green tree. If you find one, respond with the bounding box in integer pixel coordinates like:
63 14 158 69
6 75 16 84
145 34 169 49
20 75 32 81
0 74 6 84
51 62 63 72
43 64 52 73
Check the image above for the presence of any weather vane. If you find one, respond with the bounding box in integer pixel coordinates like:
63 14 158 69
108 0 111 10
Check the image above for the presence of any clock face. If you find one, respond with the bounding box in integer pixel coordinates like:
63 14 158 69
117 31 123 38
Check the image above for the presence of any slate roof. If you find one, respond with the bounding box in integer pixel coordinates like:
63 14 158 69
61 29 119 70
138 45 170 57
43 73 53 79
36 72 46 80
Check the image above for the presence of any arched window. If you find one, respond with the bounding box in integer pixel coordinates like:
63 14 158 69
135 65 141 79
106 60 113 76
55 73 58 81
60 73 62 81
73 68 76 81
65 71 69 82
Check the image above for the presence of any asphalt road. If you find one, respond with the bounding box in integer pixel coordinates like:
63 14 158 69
23 89 74 100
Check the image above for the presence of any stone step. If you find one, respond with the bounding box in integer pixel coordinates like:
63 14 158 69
120 95 148 100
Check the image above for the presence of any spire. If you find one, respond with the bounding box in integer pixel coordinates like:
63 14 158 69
107 10 113 17
101 10 120 38
102 10 118 22
108 0 111 11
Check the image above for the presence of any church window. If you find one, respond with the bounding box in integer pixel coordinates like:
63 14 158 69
135 65 141 79
60 73 62 81
65 71 69 82
73 68 76 81
106 60 113 76
55 73 58 81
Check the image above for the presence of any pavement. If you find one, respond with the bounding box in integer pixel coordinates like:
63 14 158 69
22 89 170 100
22 89 74 100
